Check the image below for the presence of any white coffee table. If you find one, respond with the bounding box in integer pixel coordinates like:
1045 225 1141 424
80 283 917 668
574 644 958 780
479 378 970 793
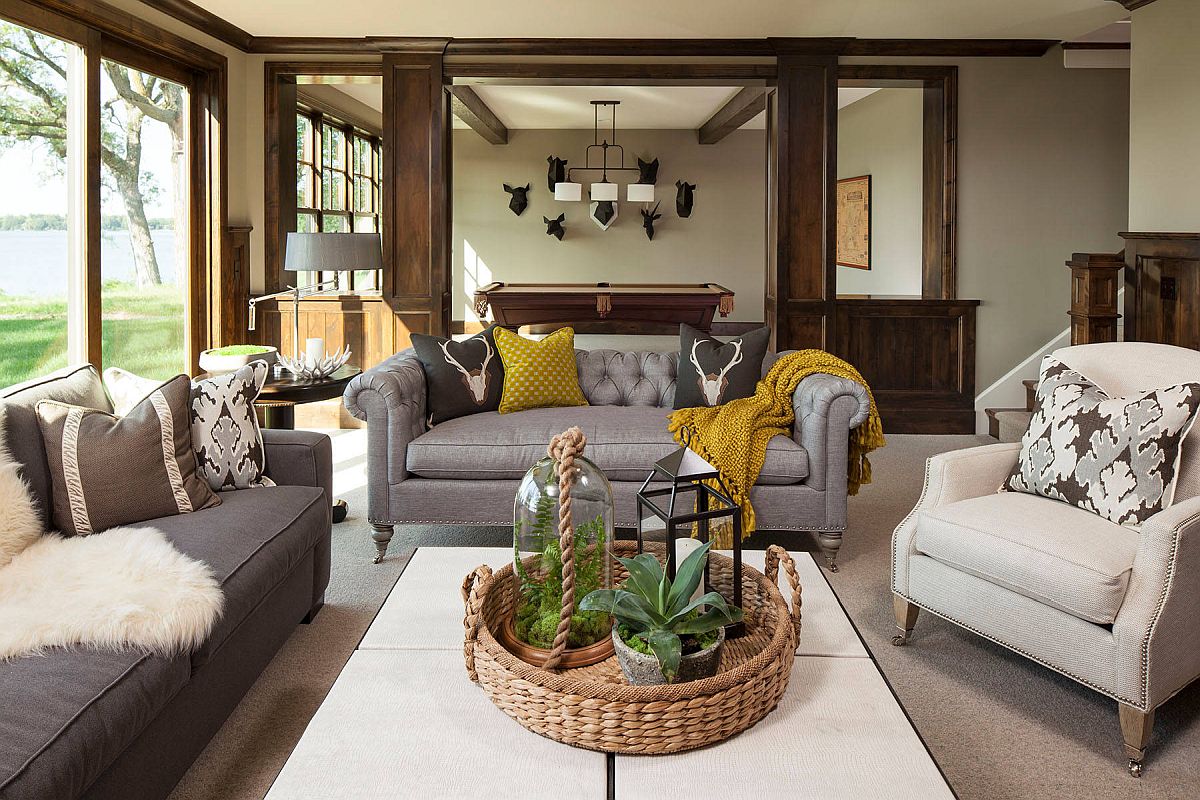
266 547 953 799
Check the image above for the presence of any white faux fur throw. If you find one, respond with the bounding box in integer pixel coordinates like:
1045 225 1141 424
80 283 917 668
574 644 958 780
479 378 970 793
0 425 223 660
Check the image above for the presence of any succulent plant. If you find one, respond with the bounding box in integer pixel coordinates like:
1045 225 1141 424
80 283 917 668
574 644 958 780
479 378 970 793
580 541 742 682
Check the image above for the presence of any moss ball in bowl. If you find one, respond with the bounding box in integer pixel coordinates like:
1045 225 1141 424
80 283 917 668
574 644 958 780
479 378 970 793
199 344 278 375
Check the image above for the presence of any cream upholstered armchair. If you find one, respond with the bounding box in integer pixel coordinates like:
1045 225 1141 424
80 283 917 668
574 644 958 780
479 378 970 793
891 342 1200 777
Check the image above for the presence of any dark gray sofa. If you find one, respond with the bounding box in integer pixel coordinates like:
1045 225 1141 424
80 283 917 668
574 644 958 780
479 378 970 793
0 364 332 800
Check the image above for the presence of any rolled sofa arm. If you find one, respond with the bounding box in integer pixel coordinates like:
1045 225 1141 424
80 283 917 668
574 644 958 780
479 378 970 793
891 441 1020 596
343 351 427 521
792 373 870 493
1115 495 1200 709
262 428 333 504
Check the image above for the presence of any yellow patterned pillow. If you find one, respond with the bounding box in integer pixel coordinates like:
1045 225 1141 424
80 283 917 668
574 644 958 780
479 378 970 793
494 327 588 414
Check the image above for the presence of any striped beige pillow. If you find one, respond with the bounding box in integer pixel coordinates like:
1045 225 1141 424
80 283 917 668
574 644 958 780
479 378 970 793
36 375 220 536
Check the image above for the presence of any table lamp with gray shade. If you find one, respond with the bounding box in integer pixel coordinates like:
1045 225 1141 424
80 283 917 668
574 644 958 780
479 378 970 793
247 232 384 361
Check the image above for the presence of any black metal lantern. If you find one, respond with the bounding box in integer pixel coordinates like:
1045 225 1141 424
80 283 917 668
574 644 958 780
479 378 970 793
636 427 744 637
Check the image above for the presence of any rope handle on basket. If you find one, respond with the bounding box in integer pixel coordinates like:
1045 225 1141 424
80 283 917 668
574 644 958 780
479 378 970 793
542 426 588 671
765 545 803 644
461 564 494 682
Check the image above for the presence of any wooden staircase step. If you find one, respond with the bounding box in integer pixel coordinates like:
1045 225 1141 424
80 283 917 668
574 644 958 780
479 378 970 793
984 407 1032 441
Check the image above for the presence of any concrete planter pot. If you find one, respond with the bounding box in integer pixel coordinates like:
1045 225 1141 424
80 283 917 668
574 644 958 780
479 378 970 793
612 626 725 686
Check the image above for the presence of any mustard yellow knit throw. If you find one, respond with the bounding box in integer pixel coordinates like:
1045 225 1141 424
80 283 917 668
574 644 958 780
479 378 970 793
667 350 885 546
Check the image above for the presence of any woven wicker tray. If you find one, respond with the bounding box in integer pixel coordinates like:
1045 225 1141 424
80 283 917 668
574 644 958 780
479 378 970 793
461 541 803 754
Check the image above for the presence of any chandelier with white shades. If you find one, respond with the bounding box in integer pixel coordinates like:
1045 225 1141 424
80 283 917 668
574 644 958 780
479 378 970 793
553 100 655 204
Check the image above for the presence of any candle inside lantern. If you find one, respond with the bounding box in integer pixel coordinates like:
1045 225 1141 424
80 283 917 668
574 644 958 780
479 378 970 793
674 536 705 603
305 337 324 369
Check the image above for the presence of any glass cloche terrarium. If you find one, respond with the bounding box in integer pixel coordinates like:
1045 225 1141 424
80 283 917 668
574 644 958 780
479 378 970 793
503 432 615 669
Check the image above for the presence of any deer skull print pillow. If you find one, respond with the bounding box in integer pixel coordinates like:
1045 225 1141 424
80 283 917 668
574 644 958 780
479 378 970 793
412 326 506 425
674 323 770 409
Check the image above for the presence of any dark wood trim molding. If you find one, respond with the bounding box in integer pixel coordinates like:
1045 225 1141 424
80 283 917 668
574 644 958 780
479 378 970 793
1060 41 1131 50
843 38 1056 57
698 87 767 145
449 86 508 145
444 62 777 83
28 0 226 67
1111 0 1158 11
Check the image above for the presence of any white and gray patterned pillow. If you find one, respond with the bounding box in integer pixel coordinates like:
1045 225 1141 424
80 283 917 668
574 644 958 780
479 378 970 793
104 363 274 492
190 361 274 491
1004 356 1200 526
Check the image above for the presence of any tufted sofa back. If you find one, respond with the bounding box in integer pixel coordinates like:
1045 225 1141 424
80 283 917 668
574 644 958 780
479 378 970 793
574 349 782 408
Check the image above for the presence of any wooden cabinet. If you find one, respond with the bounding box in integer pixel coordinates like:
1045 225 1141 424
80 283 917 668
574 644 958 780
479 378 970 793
1122 233 1200 349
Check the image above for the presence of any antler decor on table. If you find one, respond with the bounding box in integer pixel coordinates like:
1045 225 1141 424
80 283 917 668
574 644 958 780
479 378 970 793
278 345 352 380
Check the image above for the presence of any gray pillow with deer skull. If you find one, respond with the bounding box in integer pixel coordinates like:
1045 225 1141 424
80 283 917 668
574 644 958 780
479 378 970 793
412 326 506 425
674 323 770 409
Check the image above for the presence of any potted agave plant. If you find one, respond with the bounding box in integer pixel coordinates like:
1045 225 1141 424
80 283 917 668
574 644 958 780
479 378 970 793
580 541 743 685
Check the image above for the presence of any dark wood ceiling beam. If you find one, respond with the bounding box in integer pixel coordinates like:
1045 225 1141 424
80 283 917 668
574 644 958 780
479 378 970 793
136 0 253 50
1111 0 1158 10
698 87 767 145
448 86 508 145
842 38 1057 56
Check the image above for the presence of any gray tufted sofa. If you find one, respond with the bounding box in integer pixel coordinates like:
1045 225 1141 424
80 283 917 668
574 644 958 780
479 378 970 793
344 349 870 568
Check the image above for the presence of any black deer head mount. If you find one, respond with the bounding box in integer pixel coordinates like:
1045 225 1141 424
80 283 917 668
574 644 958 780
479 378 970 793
676 181 697 218
544 213 566 240
502 183 530 216
546 156 567 193
636 157 660 185
640 202 662 241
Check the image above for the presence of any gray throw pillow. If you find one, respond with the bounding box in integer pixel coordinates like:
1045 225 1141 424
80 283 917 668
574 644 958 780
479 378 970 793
411 326 505 425
1004 356 1200 527
36 375 221 536
673 323 770 409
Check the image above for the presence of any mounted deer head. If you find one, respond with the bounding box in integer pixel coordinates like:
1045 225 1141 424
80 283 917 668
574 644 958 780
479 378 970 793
676 180 697 218
544 213 566 240
640 202 662 241
637 157 659 185
547 156 568 193
503 183 530 216
690 339 742 406
440 338 493 405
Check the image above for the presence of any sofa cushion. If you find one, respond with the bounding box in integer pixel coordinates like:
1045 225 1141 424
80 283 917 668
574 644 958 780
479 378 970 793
0 364 112 527
407 406 808 485
147 484 328 667
0 649 190 800
915 492 1139 625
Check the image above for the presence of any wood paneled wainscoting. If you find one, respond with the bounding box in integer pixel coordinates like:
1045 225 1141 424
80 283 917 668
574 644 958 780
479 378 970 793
834 298 978 434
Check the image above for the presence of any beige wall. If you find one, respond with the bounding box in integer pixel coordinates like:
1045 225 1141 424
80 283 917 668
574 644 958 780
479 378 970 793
836 88 923 296
1129 0 1200 231
452 128 766 323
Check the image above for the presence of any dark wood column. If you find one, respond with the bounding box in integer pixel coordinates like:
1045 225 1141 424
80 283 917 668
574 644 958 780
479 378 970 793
1067 252 1123 345
383 40 452 345
769 46 838 351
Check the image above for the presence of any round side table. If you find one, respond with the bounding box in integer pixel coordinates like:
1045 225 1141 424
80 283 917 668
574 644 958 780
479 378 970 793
255 365 361 523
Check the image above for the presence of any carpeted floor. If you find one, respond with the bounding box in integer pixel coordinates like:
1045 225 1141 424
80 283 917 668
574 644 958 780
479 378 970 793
167 433 1200 800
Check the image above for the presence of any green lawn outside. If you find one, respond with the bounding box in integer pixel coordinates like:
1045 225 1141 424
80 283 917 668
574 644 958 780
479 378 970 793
0 282 185 389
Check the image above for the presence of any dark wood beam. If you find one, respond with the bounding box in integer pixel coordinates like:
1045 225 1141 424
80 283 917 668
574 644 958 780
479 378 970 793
1111 0 1158 10
1061 41 1131 50
135 0 253 50
842 38 1057 57
449 86 508 145
698 87 767 145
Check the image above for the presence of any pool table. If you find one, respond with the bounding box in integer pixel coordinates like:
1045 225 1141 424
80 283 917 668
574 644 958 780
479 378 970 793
473 282 735 332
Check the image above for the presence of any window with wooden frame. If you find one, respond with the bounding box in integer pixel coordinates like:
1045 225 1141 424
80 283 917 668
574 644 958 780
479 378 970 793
295 104 382 293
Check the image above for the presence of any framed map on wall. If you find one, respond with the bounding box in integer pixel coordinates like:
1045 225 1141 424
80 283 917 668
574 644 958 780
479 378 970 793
836 174 871 270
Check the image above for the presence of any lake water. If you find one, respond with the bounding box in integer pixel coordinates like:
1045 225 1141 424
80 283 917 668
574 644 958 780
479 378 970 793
0 230 178 296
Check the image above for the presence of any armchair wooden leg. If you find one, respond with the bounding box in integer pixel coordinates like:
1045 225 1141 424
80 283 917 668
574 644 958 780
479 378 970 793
1119 703 1154 777
371 524 394 564
892 595 919 646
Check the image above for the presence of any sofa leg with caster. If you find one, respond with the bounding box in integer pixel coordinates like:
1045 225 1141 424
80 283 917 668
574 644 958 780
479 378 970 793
371 524 394 564
1119 703 1153 777
892 595 919 646
817 531 842 572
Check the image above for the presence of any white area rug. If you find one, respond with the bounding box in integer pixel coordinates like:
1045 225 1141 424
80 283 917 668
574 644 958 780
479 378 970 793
0 426 223 660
